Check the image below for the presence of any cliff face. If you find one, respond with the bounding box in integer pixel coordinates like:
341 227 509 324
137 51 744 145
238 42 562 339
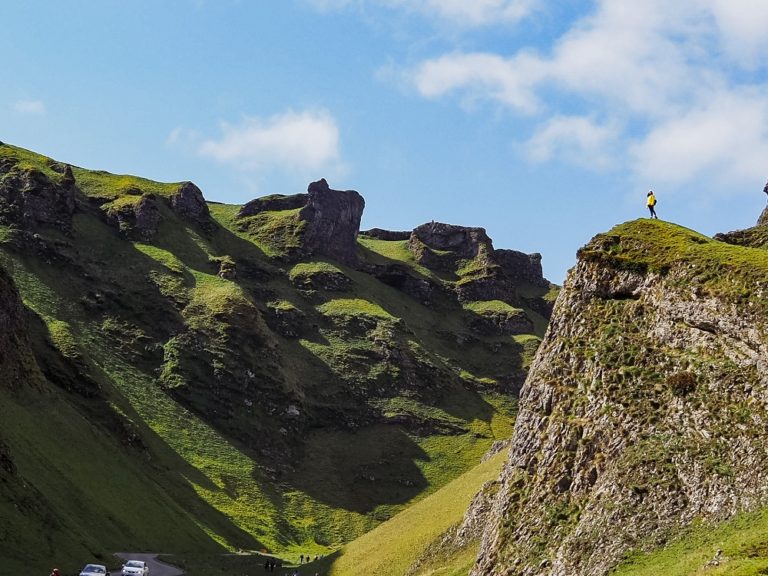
473 219 768 576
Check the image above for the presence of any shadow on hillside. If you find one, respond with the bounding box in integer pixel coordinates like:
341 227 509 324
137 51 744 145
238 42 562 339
16 309 264 554
286 424 430 514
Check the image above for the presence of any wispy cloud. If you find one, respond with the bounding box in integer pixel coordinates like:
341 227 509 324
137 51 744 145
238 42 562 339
305 0 538 26
527 116 619 170
402 0 768 188
195 109 344 176
14 99 46 115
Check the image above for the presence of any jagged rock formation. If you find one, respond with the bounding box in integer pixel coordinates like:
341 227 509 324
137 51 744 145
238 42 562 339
0 163 75 233
360 222 549 312
170 181 210 224
236 178 364 264
105 193 162 241
472 219 768 576
299 178 365 265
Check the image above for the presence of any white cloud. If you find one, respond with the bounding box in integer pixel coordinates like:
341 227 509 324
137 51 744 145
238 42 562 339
198 109 343 174
405 0 768 185
631 90 768 186
412 52 544 113
527 116 619 169
706 0 768 64
411 0 537 26
14 99 45 115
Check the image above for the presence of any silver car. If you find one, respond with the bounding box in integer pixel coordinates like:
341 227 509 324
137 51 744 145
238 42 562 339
121 560 149 576
79 565 110 576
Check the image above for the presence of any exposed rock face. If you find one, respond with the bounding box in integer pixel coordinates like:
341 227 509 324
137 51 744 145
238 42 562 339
0 167 75 233
494 250 547 288
361 228 411 241
170 181 211 227
299 179 365 265
239 193 308 217
410 222 492 271
467 308 533 337
290 268 352 292
265 302 306 338
472 222 768 576
370 263 434 305
106 194 161 241
237 179 364 265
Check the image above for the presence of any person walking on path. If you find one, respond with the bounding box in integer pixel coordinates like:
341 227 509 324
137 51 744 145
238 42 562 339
646 190 658 219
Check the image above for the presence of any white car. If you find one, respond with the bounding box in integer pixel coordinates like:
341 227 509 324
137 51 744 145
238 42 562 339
121 560 149 576
80 565 110 576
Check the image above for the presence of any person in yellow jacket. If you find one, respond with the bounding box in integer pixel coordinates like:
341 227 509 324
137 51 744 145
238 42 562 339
646 190 658 219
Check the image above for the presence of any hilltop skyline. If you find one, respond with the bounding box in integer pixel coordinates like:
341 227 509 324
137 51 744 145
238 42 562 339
4 0 768 282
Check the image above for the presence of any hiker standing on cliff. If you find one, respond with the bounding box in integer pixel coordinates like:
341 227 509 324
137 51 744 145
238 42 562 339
646 190 658 219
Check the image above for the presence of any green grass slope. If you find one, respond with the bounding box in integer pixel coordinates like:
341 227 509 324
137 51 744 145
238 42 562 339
612 508 768 576
325 450 508 576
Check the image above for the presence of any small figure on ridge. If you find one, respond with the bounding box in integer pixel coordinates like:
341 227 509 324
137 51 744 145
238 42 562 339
646 190 658 219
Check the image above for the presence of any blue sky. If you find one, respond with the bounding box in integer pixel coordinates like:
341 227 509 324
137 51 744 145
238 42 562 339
3 0 768 282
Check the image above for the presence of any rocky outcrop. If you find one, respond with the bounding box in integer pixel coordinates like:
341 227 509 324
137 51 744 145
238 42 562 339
290 267 352 292
370 264 435 306
0 167 75 233
265 302 306 338
494 250 548 288
299 179 365 265
467 308 533 337
237 179 364 265
105 194 161 241
362 228 412 241
411 222 492 260
239 193 308 217
473 220 768 576
170 181 211 228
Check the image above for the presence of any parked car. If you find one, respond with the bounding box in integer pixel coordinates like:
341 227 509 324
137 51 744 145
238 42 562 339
121 560 149 576
79 565 110 576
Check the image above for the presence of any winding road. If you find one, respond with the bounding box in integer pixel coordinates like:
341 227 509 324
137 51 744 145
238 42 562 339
114 553 184 576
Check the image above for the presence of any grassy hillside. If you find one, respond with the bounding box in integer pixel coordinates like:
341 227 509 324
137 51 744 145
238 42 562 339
325 450 508 576
612 507 768 576
0 142 552 572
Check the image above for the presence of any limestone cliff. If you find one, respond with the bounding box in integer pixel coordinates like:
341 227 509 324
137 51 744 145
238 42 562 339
473 219 768 576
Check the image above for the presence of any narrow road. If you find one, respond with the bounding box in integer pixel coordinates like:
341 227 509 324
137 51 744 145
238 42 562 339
114 553 184 576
